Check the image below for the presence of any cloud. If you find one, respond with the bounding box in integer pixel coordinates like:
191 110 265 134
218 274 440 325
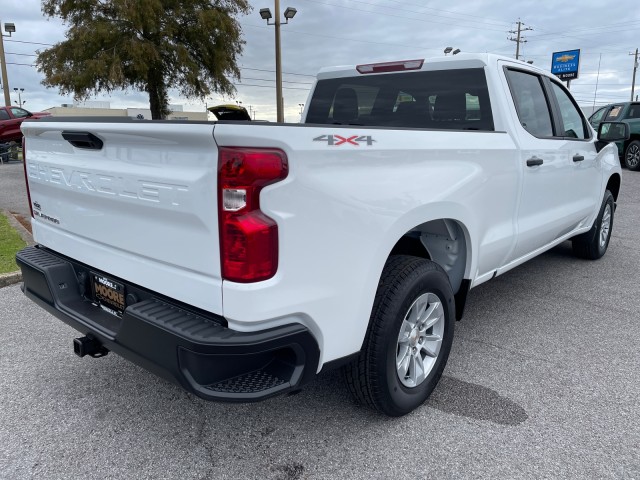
2 0 639 118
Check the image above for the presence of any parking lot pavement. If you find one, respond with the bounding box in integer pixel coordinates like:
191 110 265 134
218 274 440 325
1 172 639 479
0 162 30 219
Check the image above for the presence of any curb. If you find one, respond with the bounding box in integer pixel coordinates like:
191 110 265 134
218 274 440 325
2 209 34 246
0 271 22 289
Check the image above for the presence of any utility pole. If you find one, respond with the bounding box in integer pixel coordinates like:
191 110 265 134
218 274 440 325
508 20 533 60
630 48 638 101
0 21 17 107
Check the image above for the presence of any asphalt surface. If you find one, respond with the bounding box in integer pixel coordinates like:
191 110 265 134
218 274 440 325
1 166 639 479
0 162 30 219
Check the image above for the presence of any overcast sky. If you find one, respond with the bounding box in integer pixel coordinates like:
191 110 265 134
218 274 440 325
2 0 640 120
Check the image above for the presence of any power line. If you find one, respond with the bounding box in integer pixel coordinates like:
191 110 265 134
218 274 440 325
240 66 315 78
239 67 316 78
233 82 310 91
527 20 640 39
242 22 441 53
304 0 507 32
241 76 314 85
374 0 510 26
4 55 316 81
311 0 509 30
5 39 53 46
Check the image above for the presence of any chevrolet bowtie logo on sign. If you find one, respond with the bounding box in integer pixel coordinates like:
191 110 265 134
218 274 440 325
551 49 581 81
555 54 576 63
313 134 376 146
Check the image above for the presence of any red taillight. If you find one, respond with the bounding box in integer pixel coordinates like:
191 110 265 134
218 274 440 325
218 147 288 283
356 59 424 74
22 136 34 218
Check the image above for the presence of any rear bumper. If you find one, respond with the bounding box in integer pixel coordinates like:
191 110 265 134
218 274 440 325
16 245 320 402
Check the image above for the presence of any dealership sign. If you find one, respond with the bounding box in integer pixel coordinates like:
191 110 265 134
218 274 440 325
551 49 581 80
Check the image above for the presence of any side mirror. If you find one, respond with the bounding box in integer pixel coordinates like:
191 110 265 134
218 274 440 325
26 112 33 118
598 121 629 142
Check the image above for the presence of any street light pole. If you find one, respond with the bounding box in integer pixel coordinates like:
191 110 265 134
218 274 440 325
274 0 283 122
0 21 16 107
260 3 296 123
13 87 25 107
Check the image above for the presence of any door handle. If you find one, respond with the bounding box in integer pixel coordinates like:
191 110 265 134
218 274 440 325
526 157 544 167
61 131 104 150
573 154 585 162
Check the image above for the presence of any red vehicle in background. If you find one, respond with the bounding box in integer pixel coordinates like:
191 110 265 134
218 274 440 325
0 106 51 143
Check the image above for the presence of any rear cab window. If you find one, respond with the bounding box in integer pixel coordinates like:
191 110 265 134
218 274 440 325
305 68 494 131
605 105 624 121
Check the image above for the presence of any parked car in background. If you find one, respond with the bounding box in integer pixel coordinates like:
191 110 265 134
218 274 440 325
0 106 51 143
589 102 640 170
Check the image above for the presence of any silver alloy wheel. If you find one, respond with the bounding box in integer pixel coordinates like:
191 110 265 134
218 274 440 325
600 203 612 248
627 144 640 168
396 292 444 388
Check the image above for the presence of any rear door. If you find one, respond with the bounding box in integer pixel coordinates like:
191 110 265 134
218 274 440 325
22 119 223 314
546 79 600 223
505 67 595 261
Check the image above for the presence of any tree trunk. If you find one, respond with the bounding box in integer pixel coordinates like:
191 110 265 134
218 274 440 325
147 67 170 120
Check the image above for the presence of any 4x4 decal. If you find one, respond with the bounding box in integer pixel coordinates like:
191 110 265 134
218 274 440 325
313 134 376 146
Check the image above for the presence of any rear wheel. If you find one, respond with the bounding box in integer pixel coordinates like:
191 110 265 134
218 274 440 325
624 140 640 171
343 255 455 416
572 190 614 260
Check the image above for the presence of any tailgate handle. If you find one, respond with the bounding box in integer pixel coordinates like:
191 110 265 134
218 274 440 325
62 131 104 150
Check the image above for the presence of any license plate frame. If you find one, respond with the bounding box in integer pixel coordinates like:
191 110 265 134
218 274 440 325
91 273 126 318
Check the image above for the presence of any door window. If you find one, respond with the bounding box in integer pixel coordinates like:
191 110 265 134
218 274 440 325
506 69 554 137
589 107 607 125
10 108 29 119
0 110 10 121
550 82 588 139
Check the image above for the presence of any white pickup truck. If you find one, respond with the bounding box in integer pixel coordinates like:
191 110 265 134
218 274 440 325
17 54 628 416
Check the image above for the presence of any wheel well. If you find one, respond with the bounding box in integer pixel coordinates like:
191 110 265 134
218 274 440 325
623 134 640 153
389 235 431 259
606 173 621 202
389 219 468 296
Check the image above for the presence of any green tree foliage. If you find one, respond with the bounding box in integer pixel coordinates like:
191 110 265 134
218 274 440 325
37 0 250 119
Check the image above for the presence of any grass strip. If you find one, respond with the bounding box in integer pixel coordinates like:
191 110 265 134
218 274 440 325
0 212 27 274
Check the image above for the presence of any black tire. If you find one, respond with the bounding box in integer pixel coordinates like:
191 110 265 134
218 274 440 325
343 255 455 416
624 140 640 171
572 190 615 260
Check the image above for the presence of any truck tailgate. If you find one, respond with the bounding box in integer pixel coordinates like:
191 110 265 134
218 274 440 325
22 120 223 314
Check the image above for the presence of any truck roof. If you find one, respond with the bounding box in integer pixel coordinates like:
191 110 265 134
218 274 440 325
316 53 549 80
